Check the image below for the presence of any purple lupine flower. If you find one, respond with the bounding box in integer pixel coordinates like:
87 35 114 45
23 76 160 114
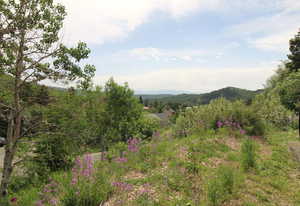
240 129 246 135
49 198 58 205
10 197 17 203
217 121 223 128
71 177 77 185
127 138 140 152
115 157 128 163
112 182 133 191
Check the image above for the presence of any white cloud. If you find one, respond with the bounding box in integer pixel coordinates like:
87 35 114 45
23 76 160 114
250 31 296 52
228 0 300 52
93 66 276 93
57 0 205 45
56 0 297 45
128 47 206 61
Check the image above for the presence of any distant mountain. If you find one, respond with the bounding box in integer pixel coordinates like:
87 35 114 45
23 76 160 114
135 90 193 95
145 87 263 105
137 94 174 100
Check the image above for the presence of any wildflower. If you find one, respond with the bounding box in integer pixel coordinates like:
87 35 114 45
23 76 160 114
112 182 133 192
127 138 140 152
71 177 77 185
115 157 128 163
49 198 58 205
240 129 246 135
216 121 223 128
10 197 17 203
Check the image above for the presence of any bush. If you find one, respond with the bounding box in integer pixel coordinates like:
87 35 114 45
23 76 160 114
252 90 295 130
138 115 160 140
241 138 257 171
33 135 77 173
173 98 266 138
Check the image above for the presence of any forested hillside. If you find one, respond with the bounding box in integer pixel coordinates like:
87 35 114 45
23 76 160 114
141 87 263 106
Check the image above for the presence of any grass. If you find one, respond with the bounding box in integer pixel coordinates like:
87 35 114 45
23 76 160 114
5 129 300 206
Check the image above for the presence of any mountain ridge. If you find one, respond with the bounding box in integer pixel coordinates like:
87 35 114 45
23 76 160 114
138 86 264 105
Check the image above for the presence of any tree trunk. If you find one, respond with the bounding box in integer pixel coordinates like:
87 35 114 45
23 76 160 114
0 112 15 196
0 103 22 197
0 28 24 196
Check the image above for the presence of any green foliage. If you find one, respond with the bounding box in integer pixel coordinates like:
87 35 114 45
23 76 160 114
252 90 294 129
135 194 158 206
34 135 76 172
138 115 160 140
146 87 261 106
61 170 112 206
174 98 265 138
277 71 300 113
207 165 242 206
241 138 257 171
0 1 95 87
286 31 300 72
218 166 234 195
26 88 106 179
207 178 223 206
104 78 143 142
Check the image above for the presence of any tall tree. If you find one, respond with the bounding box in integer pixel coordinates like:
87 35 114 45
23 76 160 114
104 78 142 142
139 96 143 105
0 0 95 196
278 72 300 137
286 30 300 72
273 30 300 137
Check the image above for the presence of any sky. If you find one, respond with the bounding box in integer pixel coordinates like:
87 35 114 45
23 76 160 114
56 0 300 93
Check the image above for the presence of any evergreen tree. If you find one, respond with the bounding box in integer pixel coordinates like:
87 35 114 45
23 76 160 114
139 96 144 105
275 30 300 137
286 30 300 72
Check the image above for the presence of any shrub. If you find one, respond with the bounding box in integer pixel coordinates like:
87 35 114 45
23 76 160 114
33 135 77 173
241 138 257 171
173 98 266 138
252 90 294 130
138 115 160 140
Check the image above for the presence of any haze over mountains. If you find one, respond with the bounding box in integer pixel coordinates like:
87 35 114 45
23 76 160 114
138 86 263 105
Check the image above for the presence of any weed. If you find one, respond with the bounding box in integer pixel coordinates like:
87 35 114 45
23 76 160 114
241 138 257 171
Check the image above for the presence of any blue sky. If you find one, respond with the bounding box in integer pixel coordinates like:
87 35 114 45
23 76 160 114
57 0 300 93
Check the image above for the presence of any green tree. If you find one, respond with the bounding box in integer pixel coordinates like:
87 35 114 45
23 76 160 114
278 72 300 137
275 30 300 137
286 30 300 72
139 96 144 105
0 0 95 196
103 78 143 143
265 31 300 137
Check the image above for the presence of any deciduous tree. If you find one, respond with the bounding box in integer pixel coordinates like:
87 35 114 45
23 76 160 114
0 0 95 196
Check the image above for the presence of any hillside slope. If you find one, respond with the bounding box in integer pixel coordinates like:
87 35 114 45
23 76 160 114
12 130 300 206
